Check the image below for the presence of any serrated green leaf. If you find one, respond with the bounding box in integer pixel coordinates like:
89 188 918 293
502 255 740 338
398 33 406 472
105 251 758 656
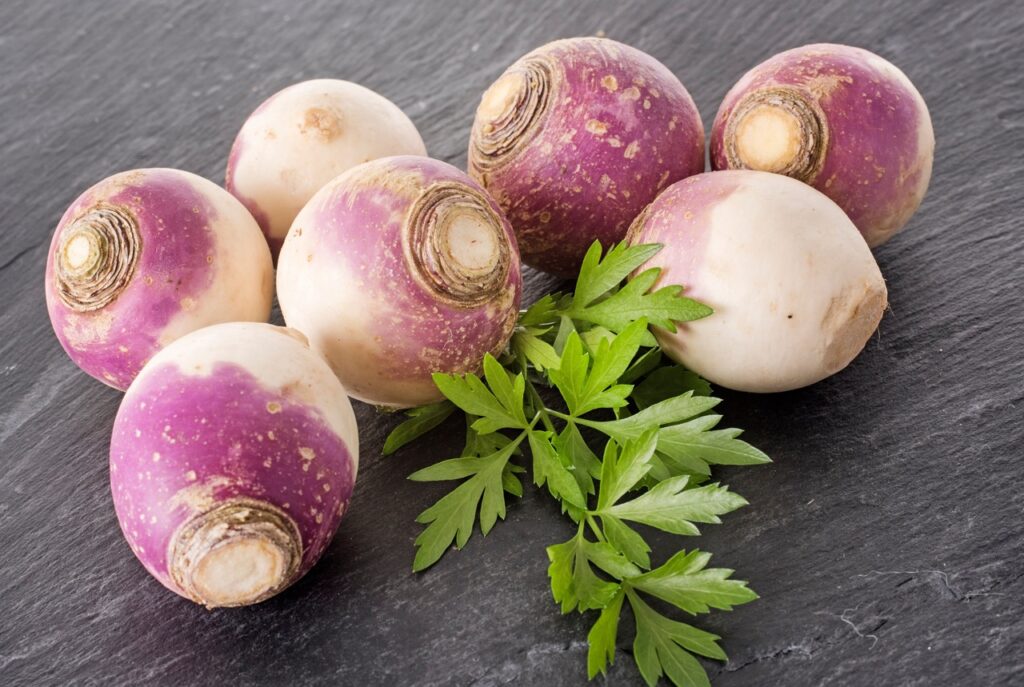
581 538 643 579
577 318 647 415
501 464 524 497
629 590 723 687
574 241 664 310
633 367 712 410
597 430 659 510
554 423 600 495
529 430 587 510
547 531 620 613
463 419 516 457
580 393 721 444
620 347 662 384
512 330 561 371
587 587 624 678
547 332 589 414
433 371 526 434
553 314 576 355
408 455 495 482
572 267 712 335
519 294 560 327
382 401 456 455
412 434 524 572
601 477 748 536
482 354 527 425
601 515 651 569
658 421 772 466
630 550 758 615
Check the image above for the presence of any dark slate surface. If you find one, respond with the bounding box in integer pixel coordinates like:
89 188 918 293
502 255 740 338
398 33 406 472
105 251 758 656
2 1 1022 685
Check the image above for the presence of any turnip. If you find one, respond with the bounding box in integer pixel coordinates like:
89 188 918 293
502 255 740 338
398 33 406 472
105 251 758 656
226 79 427 257
45 169 274 390
710 43 934 247
110 322 359 608
627 170 887 393
468 37 704 276
277 156 521 408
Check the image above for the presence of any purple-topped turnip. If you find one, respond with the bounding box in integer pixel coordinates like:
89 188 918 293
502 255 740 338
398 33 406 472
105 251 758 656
277 156 522 408
110 322 359 608
711 44 934 246
468 37 704 276
628 170 887 393
226 79 427 257
45 169 274 390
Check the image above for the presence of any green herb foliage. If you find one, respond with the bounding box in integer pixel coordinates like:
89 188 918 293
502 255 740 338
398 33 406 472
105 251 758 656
385 242 769 686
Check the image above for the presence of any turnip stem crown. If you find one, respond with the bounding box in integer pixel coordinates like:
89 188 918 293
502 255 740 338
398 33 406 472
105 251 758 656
55 204 140 311
170 497 302 608
470 57 551 170
722 86 828 183
406 182 512 306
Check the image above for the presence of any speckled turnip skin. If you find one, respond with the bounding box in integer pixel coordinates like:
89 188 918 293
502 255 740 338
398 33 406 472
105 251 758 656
277 156 522 408
468 37 704 276
711 44 934 247
628 171 887 393
45 169 274 389
110 323 358 603
226 79 427 258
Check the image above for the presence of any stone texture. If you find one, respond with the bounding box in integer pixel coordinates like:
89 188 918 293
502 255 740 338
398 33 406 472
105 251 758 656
1 1 1021 685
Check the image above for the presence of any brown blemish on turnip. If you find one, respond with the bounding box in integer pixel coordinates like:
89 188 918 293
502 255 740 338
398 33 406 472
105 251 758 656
300 107 342 141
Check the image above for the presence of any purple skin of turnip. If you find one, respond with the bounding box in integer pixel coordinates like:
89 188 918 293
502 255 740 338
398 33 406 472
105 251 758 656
110 323 359 608
710 43 934 247
226 79 427 258
627 170 887 393
468 37 705 276
44 169 274 390
277 156 522 408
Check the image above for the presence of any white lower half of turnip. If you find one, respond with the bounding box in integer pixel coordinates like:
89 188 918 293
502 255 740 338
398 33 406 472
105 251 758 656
628 171 887 393
277 156 522 408
110 323 359 608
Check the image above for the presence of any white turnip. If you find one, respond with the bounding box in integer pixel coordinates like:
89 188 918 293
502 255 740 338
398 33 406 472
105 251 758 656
110 322 359 608
711 44 934 247
277 156 522 408
468 37 704 276
226 79 427 257
628 170 887 392
45 169 274 390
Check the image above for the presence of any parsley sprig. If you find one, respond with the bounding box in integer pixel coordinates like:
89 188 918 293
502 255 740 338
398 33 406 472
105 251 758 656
384 242 769 687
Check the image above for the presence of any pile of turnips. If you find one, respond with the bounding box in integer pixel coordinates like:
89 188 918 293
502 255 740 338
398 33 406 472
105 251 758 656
44 37 933 607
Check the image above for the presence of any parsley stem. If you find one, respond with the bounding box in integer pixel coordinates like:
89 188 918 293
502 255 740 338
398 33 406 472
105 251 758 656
585 515 607 543
516 350 558 434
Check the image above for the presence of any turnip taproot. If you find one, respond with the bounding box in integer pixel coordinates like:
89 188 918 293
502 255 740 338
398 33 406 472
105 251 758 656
45 169 274 390
110 323 358 608
711 43 934 247
277 156 522 408
226 79 427 257
627 170 887 393
468 37 704 276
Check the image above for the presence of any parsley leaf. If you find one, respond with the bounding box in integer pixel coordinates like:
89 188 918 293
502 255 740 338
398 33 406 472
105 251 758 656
633 366 712 409
587 587 625 678
569 266 712 336
410 433 527 572
382 401 456 455
629 550 758 615
599 477 748 536
432 355 527 434
574 241 664 310
629 589 724 687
